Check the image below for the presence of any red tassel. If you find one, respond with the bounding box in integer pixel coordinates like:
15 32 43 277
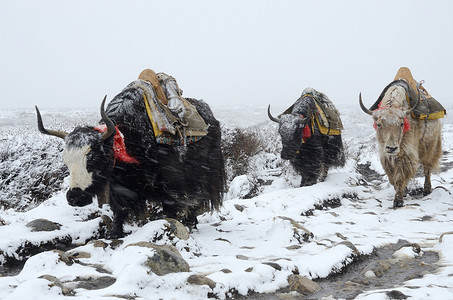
403 117 410 133
302 124 311 140
94 125 139 164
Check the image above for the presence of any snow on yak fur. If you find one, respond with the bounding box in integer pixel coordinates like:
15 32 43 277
359 83 443 208
268 88 345 187
36 91 225 238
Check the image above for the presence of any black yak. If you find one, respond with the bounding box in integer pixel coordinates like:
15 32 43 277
268 88 345 186
36 78 225 238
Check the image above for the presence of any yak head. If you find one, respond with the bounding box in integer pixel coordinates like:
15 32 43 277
268 105 311 160
36 97 115 207
359 85 418 156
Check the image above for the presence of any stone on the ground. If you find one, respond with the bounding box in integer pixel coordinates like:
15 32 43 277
26 218 61 232
127 242 190 275
287 274 320 293
187 274 216 289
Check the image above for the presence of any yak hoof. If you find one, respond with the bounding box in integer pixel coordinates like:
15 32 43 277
109 225 125 239
300 179 317 187
393 200 404 208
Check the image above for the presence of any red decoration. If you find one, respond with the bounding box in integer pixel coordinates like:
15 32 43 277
94 125 139 164
403 117 410 133
302 124 311 140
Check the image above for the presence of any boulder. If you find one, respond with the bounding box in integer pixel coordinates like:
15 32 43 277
26 218 61 232
187 274 216 289
287 275 320 293
127 242 190 275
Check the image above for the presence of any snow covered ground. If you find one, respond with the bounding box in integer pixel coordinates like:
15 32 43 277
0 101 452 300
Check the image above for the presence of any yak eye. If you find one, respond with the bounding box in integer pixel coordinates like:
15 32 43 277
400 123 404 127
377 123 381 128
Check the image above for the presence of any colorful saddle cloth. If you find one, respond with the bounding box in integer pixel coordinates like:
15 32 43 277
281 88 343 136
370 67 446 120
125 69 208 146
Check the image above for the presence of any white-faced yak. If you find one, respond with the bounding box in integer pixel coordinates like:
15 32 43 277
359 67 445 208
268 88 345 186
36 79 225 238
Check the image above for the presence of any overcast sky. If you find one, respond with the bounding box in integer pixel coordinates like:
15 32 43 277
1 0 452 111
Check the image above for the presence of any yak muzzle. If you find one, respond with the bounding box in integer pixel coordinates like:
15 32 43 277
66 188 93 207
385 146 400 155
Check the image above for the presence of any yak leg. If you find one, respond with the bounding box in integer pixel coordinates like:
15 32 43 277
110 208 128 239
393 188 405 208
300 160 321 187
319 162 329 182
391 167 409 208
423 168 432 196
109 184 139 238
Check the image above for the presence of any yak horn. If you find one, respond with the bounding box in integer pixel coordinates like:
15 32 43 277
359 93 373 115
267 105 279 123
100 96 116 141
35 106 68 139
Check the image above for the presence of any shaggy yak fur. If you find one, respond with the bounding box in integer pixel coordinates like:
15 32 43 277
36 88 225 238
268 93 345 186
360 83 442 207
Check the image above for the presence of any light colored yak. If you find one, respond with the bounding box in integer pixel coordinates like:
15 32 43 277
359 85 442 207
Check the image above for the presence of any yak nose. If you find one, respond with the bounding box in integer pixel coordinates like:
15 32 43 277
386 146 398 154
66 188 93 207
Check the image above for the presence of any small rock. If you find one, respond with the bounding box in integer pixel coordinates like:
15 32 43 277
245 267 253 272
279 216 313 243
109 239 124 249
220 269 232 273
52 250 73 266
39 274 74 296
88 240 109 249
366 260 392 277
349 277 369 285
67 251 91 259
164 218 190 240
75 275 116 290
286 245 301 250
234 204 246 212
337 240 360 256
262 262 281 271
127 242 190 275
227 175 253 199
277 291 303 300
393 246 418 259
215 238 231 244
240 246 255 249
364 270 376 278
236 254 250 260
287 275 320 293
386 290 408 299
26 218 61 232
335 232 347 240
187 274 216 289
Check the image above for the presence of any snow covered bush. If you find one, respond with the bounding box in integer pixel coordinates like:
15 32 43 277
221 125 261 181
221 121 299 199
0 108 97 211
0 128 68 211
